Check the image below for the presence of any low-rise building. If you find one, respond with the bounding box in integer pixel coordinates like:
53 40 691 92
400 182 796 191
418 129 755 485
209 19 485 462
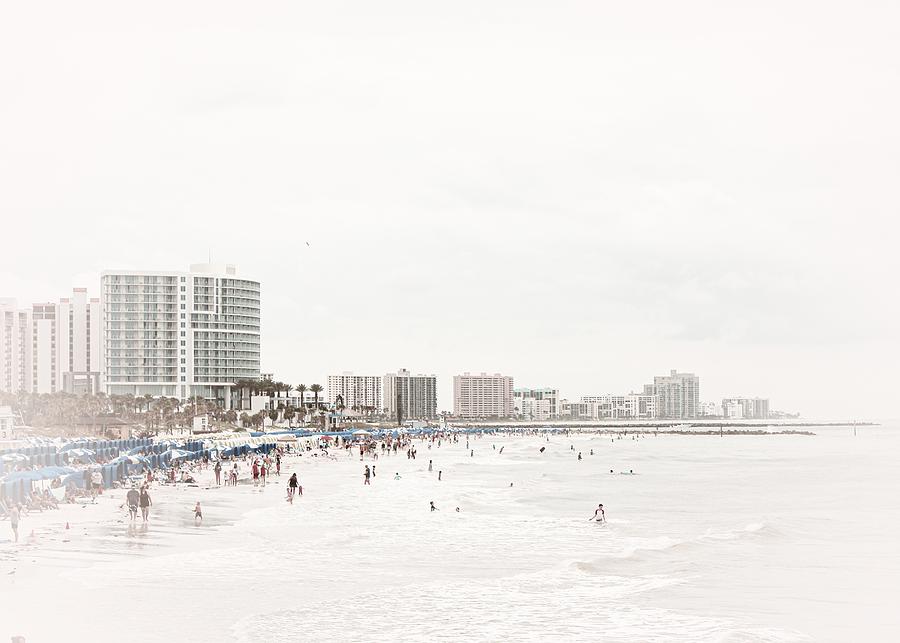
722 397 770 419
513 388 560 420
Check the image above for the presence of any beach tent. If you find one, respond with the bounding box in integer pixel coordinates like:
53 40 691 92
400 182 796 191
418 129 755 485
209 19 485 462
162 448 192 461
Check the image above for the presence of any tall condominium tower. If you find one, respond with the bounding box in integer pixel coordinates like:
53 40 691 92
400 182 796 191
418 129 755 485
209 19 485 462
649 370 700 419
0 299 30 394
453 372 514 419
383 369 437 420
0 291 101 395
58 288 102 394
101 263 260 406
326 373 382 411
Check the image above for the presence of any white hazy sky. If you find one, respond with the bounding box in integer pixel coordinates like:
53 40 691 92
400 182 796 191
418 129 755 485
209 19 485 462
2 1 898 419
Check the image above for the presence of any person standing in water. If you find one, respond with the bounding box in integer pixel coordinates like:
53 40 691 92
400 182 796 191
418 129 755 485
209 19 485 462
590 504 606 522
214 460 222 485
10 504 20 543
194 501 203 523
139 486 152 522
430 501 437 512
364 465 371 485
126 486 140 521
428 460 433 472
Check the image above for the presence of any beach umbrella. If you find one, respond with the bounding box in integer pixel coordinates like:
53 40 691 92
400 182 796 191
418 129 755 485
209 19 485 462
352 430 371 436
1 470 44 483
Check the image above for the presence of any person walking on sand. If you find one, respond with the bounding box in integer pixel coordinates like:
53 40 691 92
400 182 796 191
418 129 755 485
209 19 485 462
10 504 20 543
252 461 260 487
194 501 203 523
364 465 371 485
260 462 267 487
139 487 152 522
288 473 299 503
275 453 281 476
214 461 222 486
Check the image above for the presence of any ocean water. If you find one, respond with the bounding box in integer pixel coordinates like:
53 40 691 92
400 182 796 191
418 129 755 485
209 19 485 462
5 424 899 642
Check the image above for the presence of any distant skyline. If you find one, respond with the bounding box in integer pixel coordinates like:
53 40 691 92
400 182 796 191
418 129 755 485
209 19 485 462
2 1 898 419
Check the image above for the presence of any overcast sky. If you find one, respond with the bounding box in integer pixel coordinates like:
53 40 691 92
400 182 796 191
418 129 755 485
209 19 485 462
2 1 898 418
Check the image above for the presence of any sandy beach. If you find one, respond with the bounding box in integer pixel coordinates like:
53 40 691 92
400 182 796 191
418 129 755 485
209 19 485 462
2 426 899 642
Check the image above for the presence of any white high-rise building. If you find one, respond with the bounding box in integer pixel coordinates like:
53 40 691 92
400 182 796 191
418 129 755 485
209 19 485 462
1 290 102 395
58 289 102 394
31 302 58 393
101 263 260 406
0 299 31 394
326 373 382 411
453 373 514 419
649 370 700 419
383 369 437 420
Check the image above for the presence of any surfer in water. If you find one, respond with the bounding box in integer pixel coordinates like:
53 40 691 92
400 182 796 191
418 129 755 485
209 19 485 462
590 503 606 522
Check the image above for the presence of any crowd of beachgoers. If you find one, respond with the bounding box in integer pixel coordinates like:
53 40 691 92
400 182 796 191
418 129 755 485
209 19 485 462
0 425 668 551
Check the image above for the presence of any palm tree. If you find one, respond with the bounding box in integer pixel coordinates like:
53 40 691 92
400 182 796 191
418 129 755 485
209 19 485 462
310 384 323 411
296 384 307 410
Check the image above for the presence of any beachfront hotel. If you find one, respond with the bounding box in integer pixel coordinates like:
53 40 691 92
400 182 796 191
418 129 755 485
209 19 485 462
0 299 30 394
326 373 382 410
567 393 658 420
646 370 700 419
383 369 437 420
722 397 770 419
0 290 101 395
101 263 260 406
514 387 560 421
453 372 515 419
